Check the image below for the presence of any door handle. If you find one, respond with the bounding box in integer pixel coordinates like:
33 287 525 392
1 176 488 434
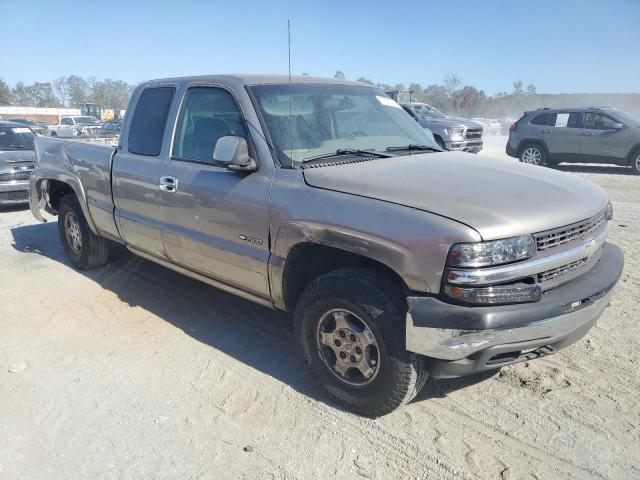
540 129 552 134
582 132 595 136
159 176 178 192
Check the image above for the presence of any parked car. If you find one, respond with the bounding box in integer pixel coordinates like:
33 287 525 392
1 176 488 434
472 117 501 136
507 107 640 173
7 118 47 135
401 102 483 153
29 75 623 416
100 119 123 135
0 121 36 205
49 116 102 138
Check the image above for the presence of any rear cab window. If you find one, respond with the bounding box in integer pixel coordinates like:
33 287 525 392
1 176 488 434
128 86 176 156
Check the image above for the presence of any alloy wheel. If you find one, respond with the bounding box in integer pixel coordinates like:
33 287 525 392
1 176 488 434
522 147 542 165
64 212 82 254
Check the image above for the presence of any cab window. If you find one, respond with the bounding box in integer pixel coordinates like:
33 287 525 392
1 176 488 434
172 87 248 164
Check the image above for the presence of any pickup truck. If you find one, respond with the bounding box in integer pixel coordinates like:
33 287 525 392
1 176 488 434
29 75 624 417
48 115 102 138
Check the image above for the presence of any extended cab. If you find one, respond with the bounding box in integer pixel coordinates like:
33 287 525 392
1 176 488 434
48 115 102 138
30 75 623 416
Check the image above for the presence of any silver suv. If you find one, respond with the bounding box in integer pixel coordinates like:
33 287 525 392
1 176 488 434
401 102 483 153
507 107 640 173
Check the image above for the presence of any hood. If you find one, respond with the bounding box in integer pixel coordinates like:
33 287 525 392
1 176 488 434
0 149 36 170
302 153 608 240
419 117 482 129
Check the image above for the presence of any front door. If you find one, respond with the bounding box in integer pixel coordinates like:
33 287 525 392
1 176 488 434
579 112 629 159
159 85 273 299
112 85 176 258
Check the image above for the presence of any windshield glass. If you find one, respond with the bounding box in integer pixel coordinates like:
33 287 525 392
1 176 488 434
249 84 438 165
75 116 100 125
411 104 446 120
612 110 640 128
0 127 35 150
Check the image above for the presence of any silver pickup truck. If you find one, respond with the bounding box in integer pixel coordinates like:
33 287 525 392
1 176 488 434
29 75 624 417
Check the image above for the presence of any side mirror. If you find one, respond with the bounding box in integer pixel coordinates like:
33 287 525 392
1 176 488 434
613 122 625 130
212 136 257 172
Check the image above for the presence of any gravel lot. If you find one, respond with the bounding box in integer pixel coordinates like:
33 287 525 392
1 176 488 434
1 136 639 479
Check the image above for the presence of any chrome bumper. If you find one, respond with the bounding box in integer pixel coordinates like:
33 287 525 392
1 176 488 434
0 180 30 204
406 242 623 377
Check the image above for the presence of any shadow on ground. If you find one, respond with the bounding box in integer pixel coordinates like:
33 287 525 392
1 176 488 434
11 221 495 413
554 163 632 175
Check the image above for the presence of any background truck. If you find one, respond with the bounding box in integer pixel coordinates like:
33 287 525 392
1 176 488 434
29 75 623 416
400 102 484 153
48 115 102 137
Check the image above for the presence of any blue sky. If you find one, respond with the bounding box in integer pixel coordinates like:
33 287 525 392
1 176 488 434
1 0 639 95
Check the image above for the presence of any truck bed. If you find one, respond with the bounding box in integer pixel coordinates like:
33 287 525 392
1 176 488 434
35 136 119 239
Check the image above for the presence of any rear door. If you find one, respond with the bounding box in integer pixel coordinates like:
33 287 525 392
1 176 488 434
531 112 581 156
112 85 176 258
159 84 273 298
579 112 629 159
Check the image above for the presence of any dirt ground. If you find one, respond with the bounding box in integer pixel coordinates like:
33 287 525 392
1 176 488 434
1 136 639 479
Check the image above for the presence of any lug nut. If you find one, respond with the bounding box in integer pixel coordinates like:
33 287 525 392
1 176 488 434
339 351 347 359
350 355 357 363
339 331 346 339
355 347 362 355
334 339 341 347
349 334 357 342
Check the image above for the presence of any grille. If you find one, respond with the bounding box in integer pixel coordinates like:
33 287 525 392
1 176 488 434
535 209 607 251
0 170 31 182
465 128 482 140
538 257 588 282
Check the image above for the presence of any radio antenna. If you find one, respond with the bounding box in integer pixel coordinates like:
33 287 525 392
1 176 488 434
288 19 293 159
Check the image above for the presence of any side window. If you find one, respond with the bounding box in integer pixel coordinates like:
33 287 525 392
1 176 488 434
530 113 549 126
567 113 582 128
173 87 248 163
583 112 618 130
61 117 73 125
128 87 175 156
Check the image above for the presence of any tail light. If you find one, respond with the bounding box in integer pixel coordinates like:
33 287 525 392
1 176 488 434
510 122 518 131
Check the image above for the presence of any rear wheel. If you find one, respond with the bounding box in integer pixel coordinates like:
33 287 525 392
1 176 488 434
295 268 428 417
632 151 640 175
519 144 547 166
57 195 110 269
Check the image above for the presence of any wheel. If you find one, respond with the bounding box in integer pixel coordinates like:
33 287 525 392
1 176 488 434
632 150 640 175
57 195 110 269
51 131 57 137
435 137 446 150
295 268 428 417
519 144 546 166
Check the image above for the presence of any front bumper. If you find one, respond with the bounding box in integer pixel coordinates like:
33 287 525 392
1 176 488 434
445 140 483 153
406 242 624 378
0 180 30 205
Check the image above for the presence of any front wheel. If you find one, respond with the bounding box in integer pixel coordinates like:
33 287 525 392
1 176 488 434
295 269 428 417
519 144 547 166
58 195 110 269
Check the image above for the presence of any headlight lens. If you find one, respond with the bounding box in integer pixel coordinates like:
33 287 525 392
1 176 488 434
446 127 465 139
606 201 613 220
447 235 535 268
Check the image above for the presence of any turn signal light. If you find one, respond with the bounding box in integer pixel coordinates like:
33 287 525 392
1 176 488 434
444 284 541 305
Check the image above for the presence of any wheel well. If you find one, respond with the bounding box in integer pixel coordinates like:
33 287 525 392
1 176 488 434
282 243 408 311
518 140 548 158
626 144 640 165
47 180 75 212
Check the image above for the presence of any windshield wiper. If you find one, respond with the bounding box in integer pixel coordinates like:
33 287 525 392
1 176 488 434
302 148 392 163
386 144 442 153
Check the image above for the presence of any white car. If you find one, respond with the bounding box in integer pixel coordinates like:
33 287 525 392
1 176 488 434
49 116 102 138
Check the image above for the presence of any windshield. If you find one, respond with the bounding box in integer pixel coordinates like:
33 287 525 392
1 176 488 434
249 84 438 165
612 110 640 128
9 119 36 126
0 127 35 150
75 116 101 125
411 104 446 120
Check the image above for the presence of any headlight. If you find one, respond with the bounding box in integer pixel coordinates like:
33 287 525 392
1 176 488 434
447 235 535 268
606 201 613 220
446 127 465 140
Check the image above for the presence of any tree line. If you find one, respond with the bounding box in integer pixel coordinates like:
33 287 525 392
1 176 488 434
0 76 134 110
2 72 639 118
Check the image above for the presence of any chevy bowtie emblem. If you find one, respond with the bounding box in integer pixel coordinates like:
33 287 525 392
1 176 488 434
584 238 599 258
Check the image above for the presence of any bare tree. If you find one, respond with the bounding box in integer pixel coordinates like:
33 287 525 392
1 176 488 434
52 77 68 106
443 73 462 97
334 70 345 80
512 80 524 94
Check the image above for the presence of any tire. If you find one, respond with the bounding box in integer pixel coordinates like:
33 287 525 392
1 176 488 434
519 143 547 166
51 131 57 137
435 136 446 150
57 195 110 269
631 150 640 175
294 268 428 417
